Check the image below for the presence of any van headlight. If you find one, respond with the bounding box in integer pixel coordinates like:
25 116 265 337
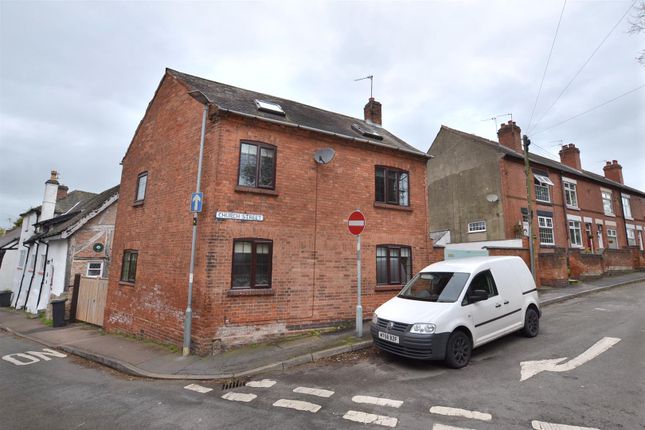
372 313 378 324
410 323 436 334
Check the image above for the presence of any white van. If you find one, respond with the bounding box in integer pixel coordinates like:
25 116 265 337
371 256 540 368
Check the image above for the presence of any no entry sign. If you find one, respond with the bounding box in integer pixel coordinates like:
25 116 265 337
348 210 366 235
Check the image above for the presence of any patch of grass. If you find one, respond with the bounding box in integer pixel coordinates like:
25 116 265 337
39 313 53 327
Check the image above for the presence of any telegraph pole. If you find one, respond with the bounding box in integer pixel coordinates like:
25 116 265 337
523 135 536 280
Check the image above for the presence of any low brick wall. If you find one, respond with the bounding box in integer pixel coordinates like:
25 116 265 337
538 249 568 287
486 246 531 268
603 248 634 273
569 250 604 280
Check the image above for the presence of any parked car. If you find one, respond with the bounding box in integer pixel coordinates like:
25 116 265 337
371 256 540 368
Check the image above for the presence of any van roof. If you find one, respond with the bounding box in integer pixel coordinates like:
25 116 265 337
420 256 524 273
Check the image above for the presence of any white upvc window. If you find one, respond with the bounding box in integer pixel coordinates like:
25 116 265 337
563 180 578 208
601 189 614 216
568 220 583 247
621 194 632 220
468 220 486 233
538 216 555 245
534 174 553 203
87 261 103 277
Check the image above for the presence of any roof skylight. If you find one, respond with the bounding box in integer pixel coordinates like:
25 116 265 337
255 99 285 116
352 123 383 141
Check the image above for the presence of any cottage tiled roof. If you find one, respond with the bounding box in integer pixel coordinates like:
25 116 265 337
27 185 119 242
19 190 97 217
167 69 428 158
437 125 645 198
0 227 21 250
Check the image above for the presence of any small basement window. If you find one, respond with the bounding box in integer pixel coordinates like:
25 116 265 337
352 123 383 140
255 99 285 116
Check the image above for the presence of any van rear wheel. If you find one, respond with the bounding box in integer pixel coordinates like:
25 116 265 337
444 330 472 369
521 308 539 337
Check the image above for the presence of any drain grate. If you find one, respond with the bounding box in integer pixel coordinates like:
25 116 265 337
221 379 247 390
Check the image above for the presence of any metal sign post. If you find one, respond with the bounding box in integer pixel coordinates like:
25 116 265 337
348 210 366 338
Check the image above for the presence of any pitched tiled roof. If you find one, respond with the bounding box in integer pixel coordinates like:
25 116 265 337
167 69 428 158
27 185 119 242
0 227 21 250
437 125 645 198
20 190 97 217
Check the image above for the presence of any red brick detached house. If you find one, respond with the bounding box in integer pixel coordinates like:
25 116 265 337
104 69 431 352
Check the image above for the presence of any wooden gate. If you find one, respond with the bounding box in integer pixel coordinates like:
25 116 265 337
76 276 108 326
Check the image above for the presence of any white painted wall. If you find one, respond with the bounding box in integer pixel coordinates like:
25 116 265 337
23 240 68 313
0 249 19 291
11 211 38 308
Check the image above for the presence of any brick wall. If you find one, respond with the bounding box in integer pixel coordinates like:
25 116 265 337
104 73 431 353
569 250 603 280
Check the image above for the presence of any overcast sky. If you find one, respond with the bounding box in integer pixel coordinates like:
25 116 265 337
1 0 643 229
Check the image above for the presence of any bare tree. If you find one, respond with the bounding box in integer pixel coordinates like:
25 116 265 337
628 0 645 64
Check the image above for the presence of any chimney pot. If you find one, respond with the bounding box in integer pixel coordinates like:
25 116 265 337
603 159 624 184
497 120 522 153
558 143 582 170
363 97 382 125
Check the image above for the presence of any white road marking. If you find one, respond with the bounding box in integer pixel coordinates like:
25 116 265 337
2 348 67 366
429 406 492 421
273 399 321 413
293 386 335 398
221 392 257 403
26 348 66 360
246 379 277 388
593 308 609 311
531 420 600 430
433 424 476 430
352 395 404 408
343 410 398 427
520 337 621 381
2 353 41 366
184 384 213 394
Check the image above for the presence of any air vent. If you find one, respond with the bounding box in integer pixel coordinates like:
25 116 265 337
351 123 383 140
255 99 285 116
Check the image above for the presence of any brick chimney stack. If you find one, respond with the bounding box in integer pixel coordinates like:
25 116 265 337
364 97 382 125
603 160 624 184
559 143 582 170
497 120 522 153
57 184 69 201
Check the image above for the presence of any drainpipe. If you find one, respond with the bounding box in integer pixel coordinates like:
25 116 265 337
20 241 40 311
13 243 32 307
35 241 50 311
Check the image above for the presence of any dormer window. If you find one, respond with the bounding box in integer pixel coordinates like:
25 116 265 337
255 100 285 116
352 123 383 141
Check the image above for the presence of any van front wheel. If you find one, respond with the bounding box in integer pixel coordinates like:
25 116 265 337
444 330 472 369
521 308 539 337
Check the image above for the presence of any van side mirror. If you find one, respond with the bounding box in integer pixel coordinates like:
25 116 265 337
468 289 488 303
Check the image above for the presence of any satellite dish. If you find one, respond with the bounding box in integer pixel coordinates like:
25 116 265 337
486 193 499 203
314 148 335 164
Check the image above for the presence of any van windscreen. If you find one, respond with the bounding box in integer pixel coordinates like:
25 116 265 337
398 272 470 303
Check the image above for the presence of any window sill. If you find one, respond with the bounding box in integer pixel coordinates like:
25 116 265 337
468 231 486 234
566 206 579 211
119 281 135 287
132 200 144 207
227 288 275 297
604 213 615 217
375 285 403 292
235 186 279 197
535 200 552 205
373 202 412 212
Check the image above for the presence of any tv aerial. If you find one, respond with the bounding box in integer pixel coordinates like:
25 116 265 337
355 75 374 98
482 113 512 133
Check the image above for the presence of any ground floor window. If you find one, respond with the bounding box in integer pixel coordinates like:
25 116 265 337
538 216 554 246
120 250 138 283
87 261 103 277
626 228 636 246
568 220 582 247
232 239 272 289
376 245 412 285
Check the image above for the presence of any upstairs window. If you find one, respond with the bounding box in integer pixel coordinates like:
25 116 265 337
534 173 553 203
135 172 148 202
232 239 272 289
622 194 632 219
375 167 409 206
120 250 138 283
626 227 636 246
563 180 578 208
601 190 614 215
238 142 276 189
376 245 412 285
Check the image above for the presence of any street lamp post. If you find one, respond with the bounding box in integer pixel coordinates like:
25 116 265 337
183 90 210 356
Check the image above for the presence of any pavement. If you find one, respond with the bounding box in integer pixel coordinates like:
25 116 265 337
1 271 644 381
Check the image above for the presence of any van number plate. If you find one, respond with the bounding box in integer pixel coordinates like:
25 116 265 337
378 332 399 344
